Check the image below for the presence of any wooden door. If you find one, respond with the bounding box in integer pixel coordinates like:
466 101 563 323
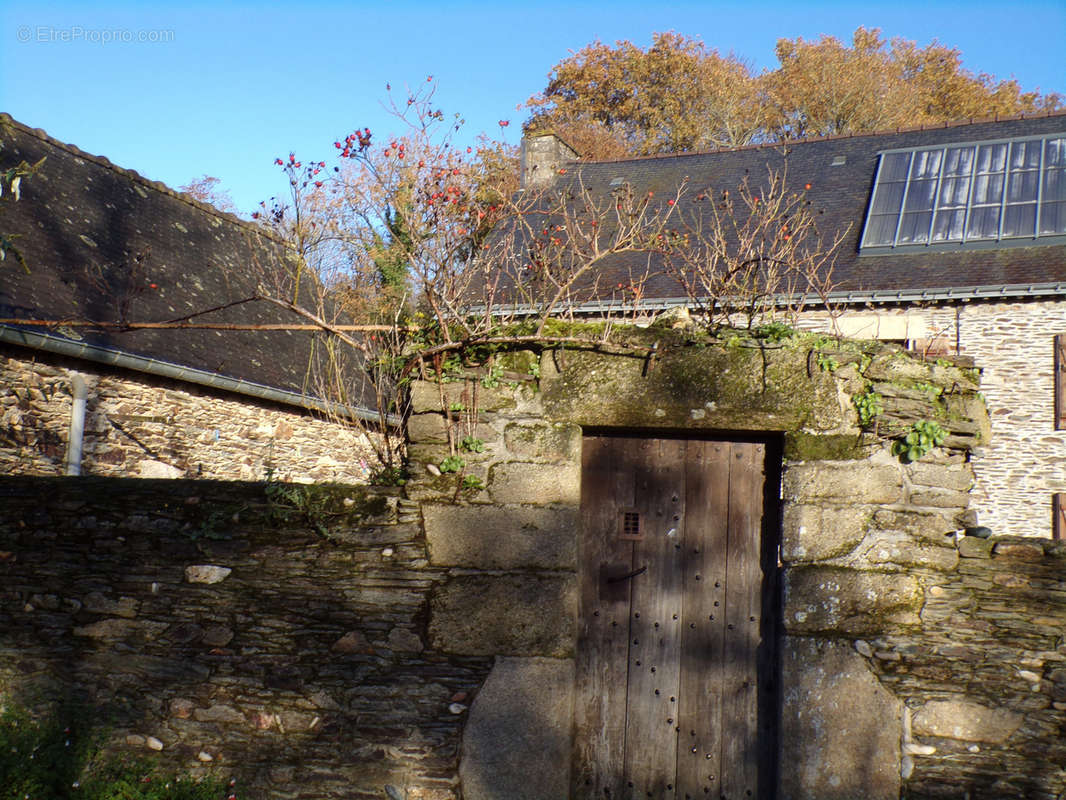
574 434 777 800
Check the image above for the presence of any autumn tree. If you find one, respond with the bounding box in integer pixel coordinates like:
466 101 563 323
763 27 915 139
526 28 1063 157
890 36 1057 123
250 89 521 326
246 79 851 481
246 82 660 475
765 27 1063 139
525 32 765 158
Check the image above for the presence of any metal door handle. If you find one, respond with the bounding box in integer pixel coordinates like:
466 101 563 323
606 565 647 583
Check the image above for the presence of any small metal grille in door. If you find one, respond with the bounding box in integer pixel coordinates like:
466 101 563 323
618 509 644 540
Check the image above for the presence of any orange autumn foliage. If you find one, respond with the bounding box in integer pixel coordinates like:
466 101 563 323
526 28 1062 158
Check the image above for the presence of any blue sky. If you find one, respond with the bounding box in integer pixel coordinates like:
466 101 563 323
2 0 1064 216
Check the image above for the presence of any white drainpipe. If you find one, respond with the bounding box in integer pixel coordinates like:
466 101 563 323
64 373 87 475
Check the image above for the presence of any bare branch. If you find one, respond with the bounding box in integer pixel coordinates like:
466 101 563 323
254 291 369 353
0 318 412 332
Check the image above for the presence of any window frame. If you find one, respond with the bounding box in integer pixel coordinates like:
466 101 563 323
860 132 1066 253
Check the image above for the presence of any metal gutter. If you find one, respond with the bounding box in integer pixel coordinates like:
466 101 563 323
482 282 1066 317
0 326 397 427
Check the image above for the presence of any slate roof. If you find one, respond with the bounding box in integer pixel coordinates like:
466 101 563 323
0 114 375 417
536 111 1066 308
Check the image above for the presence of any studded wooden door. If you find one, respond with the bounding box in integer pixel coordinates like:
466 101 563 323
574 434 777 800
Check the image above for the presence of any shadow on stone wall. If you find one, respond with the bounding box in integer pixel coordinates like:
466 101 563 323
0 476 491 800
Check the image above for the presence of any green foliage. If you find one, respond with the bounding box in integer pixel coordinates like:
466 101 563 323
892 420 947 462
808 336 840 372
480 363 504 389
265 481 330 536
188 507 239 541
448 401 466 412
815 351 838 373
438 355 464 383
913 381 943 402
460 475 484 491
0 707 228 800
753 321 795 343
264 482 387 536
0 706 95 798
438 455 465 473
369 465 408 486
373 203 414 292
76 762 230 800
459 436 484 453
0 232 26 272
527 360 540 380
853 389 884 427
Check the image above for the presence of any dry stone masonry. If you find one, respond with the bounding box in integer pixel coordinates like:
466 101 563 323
0 477 482 800
1 325 1064 799
799 299 1066 537
1 350 377 482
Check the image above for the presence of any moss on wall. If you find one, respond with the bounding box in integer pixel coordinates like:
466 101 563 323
784 432 878 462
537 330 844 433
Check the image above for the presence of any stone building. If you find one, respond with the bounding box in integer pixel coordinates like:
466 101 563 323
522 112 1066 538
0 114 381 482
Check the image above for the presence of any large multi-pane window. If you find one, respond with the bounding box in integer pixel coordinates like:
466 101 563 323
862 134 1066 249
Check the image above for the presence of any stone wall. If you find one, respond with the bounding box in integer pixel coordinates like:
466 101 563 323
1 347 377 483
797 298 1066 537
0 476 482 800
404 366 581 800
2 327 1063 799
781 448 1066 799
867 537 1066 800
940 300 1066 538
